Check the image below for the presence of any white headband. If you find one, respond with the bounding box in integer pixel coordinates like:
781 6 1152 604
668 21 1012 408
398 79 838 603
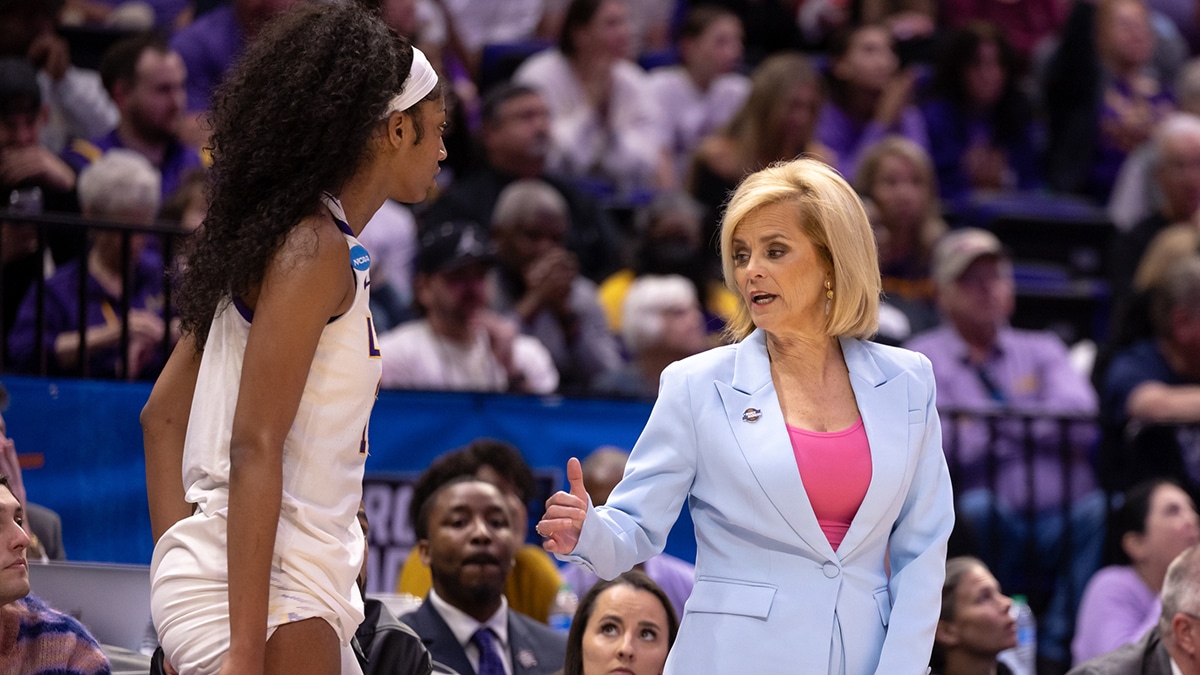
383 47 438 117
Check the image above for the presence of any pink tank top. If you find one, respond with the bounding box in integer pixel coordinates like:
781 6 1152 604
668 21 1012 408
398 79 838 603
787 418 872 551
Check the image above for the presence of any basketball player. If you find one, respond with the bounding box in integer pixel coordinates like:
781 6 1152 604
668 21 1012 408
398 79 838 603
140 4 446 673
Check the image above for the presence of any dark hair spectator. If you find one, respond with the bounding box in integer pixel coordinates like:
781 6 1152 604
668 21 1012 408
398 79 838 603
921 22 1040 202
562 570 678 675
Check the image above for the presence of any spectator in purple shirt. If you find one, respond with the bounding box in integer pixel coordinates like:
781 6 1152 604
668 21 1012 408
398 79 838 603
815 23 928 182
919 22 1041 204
905 228 1106 669
9 149 168 379
1072 479 1200 665
62 33 201 201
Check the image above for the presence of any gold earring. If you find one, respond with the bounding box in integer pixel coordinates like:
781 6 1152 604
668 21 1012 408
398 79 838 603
825 280 833 315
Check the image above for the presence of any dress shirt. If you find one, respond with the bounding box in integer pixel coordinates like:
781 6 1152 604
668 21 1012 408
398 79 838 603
427 589 513 675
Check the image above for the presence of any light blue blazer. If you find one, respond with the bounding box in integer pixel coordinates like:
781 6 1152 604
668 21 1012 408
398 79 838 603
562 330 954 674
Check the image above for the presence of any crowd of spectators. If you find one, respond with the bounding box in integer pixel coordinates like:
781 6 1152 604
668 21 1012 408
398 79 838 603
5 0 1200 671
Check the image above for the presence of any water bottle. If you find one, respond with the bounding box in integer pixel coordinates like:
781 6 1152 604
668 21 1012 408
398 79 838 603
998 595 1037 675
548 583 579 633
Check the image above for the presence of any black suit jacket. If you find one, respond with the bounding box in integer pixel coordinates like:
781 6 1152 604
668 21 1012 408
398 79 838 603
401 599 566 675
1066 627 1174 675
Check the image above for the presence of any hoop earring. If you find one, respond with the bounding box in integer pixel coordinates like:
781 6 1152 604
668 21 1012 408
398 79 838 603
825 280 833 316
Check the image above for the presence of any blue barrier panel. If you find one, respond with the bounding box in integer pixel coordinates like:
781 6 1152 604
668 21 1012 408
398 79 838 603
2 377 698 567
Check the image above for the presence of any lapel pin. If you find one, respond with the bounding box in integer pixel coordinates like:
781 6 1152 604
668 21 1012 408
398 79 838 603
742 408 762 423
516 649 538 668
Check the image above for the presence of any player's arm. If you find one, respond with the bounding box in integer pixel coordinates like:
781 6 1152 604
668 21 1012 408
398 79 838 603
142 332 202 543
221 215 354 673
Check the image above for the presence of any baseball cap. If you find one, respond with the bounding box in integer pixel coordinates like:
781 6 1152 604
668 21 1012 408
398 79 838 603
416 220 494 275
931 228 1007 286
0 58 41 118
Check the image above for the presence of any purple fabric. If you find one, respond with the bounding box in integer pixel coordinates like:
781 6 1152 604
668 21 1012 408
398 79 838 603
1091 78 1174 201
1071 565 1160 665
904 325 1099 509
815 101 929 181
918 97 1042 202
559 553 695 620
62 129 202 199
170 5 244 112
8 250 167 379
470 628 505 675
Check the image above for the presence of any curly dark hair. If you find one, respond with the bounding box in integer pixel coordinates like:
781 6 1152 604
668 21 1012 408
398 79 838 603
930 21 1031 147
176 2 414 349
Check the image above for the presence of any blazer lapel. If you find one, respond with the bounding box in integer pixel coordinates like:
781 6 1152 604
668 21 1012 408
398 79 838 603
715 330 836 560
835 337 910 558
506 613 542 674
413 602 475 675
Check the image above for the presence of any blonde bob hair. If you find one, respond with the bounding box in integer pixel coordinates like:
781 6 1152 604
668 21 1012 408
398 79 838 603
720 158 881 341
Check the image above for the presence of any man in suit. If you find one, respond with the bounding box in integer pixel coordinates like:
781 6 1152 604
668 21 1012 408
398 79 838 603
1068 543 1200 674
402 477 565 675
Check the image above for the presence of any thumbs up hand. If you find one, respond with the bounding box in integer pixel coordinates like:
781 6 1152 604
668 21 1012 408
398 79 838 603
537 457 589 555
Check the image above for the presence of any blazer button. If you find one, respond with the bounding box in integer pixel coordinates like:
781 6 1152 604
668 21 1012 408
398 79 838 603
822 561 840 578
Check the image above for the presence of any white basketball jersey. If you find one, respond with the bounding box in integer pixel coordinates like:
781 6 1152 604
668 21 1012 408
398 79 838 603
172 194 383 640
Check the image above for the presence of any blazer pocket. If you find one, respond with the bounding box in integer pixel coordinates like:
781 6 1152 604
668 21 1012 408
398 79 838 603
874 587 892 626
686 578 777 619
908 409 924 424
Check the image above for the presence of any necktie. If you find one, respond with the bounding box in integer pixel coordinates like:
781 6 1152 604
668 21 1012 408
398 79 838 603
974 365 1008 405
471 627 506 675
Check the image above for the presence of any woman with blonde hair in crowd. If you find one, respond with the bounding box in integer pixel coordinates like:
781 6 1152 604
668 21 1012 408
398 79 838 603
689 51 831 242
855 135 946 334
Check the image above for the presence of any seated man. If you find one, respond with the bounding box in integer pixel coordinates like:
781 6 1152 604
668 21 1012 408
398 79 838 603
558 446 695 619
0 474 109 673
397 439 563 624
905 228 1106 668
401 478 565 675
1067 543 1200 674
591 275 710 400
379 220 558 394
62 34 202 200
0 0 117 153
1 57 82 335
419 83 620 283
1101 254 1200 492
489 179 621 395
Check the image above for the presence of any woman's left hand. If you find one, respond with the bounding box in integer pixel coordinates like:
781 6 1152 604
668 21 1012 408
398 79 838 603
537 457 589 555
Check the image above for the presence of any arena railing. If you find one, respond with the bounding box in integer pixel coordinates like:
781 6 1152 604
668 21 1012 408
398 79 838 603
0 209 187 378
